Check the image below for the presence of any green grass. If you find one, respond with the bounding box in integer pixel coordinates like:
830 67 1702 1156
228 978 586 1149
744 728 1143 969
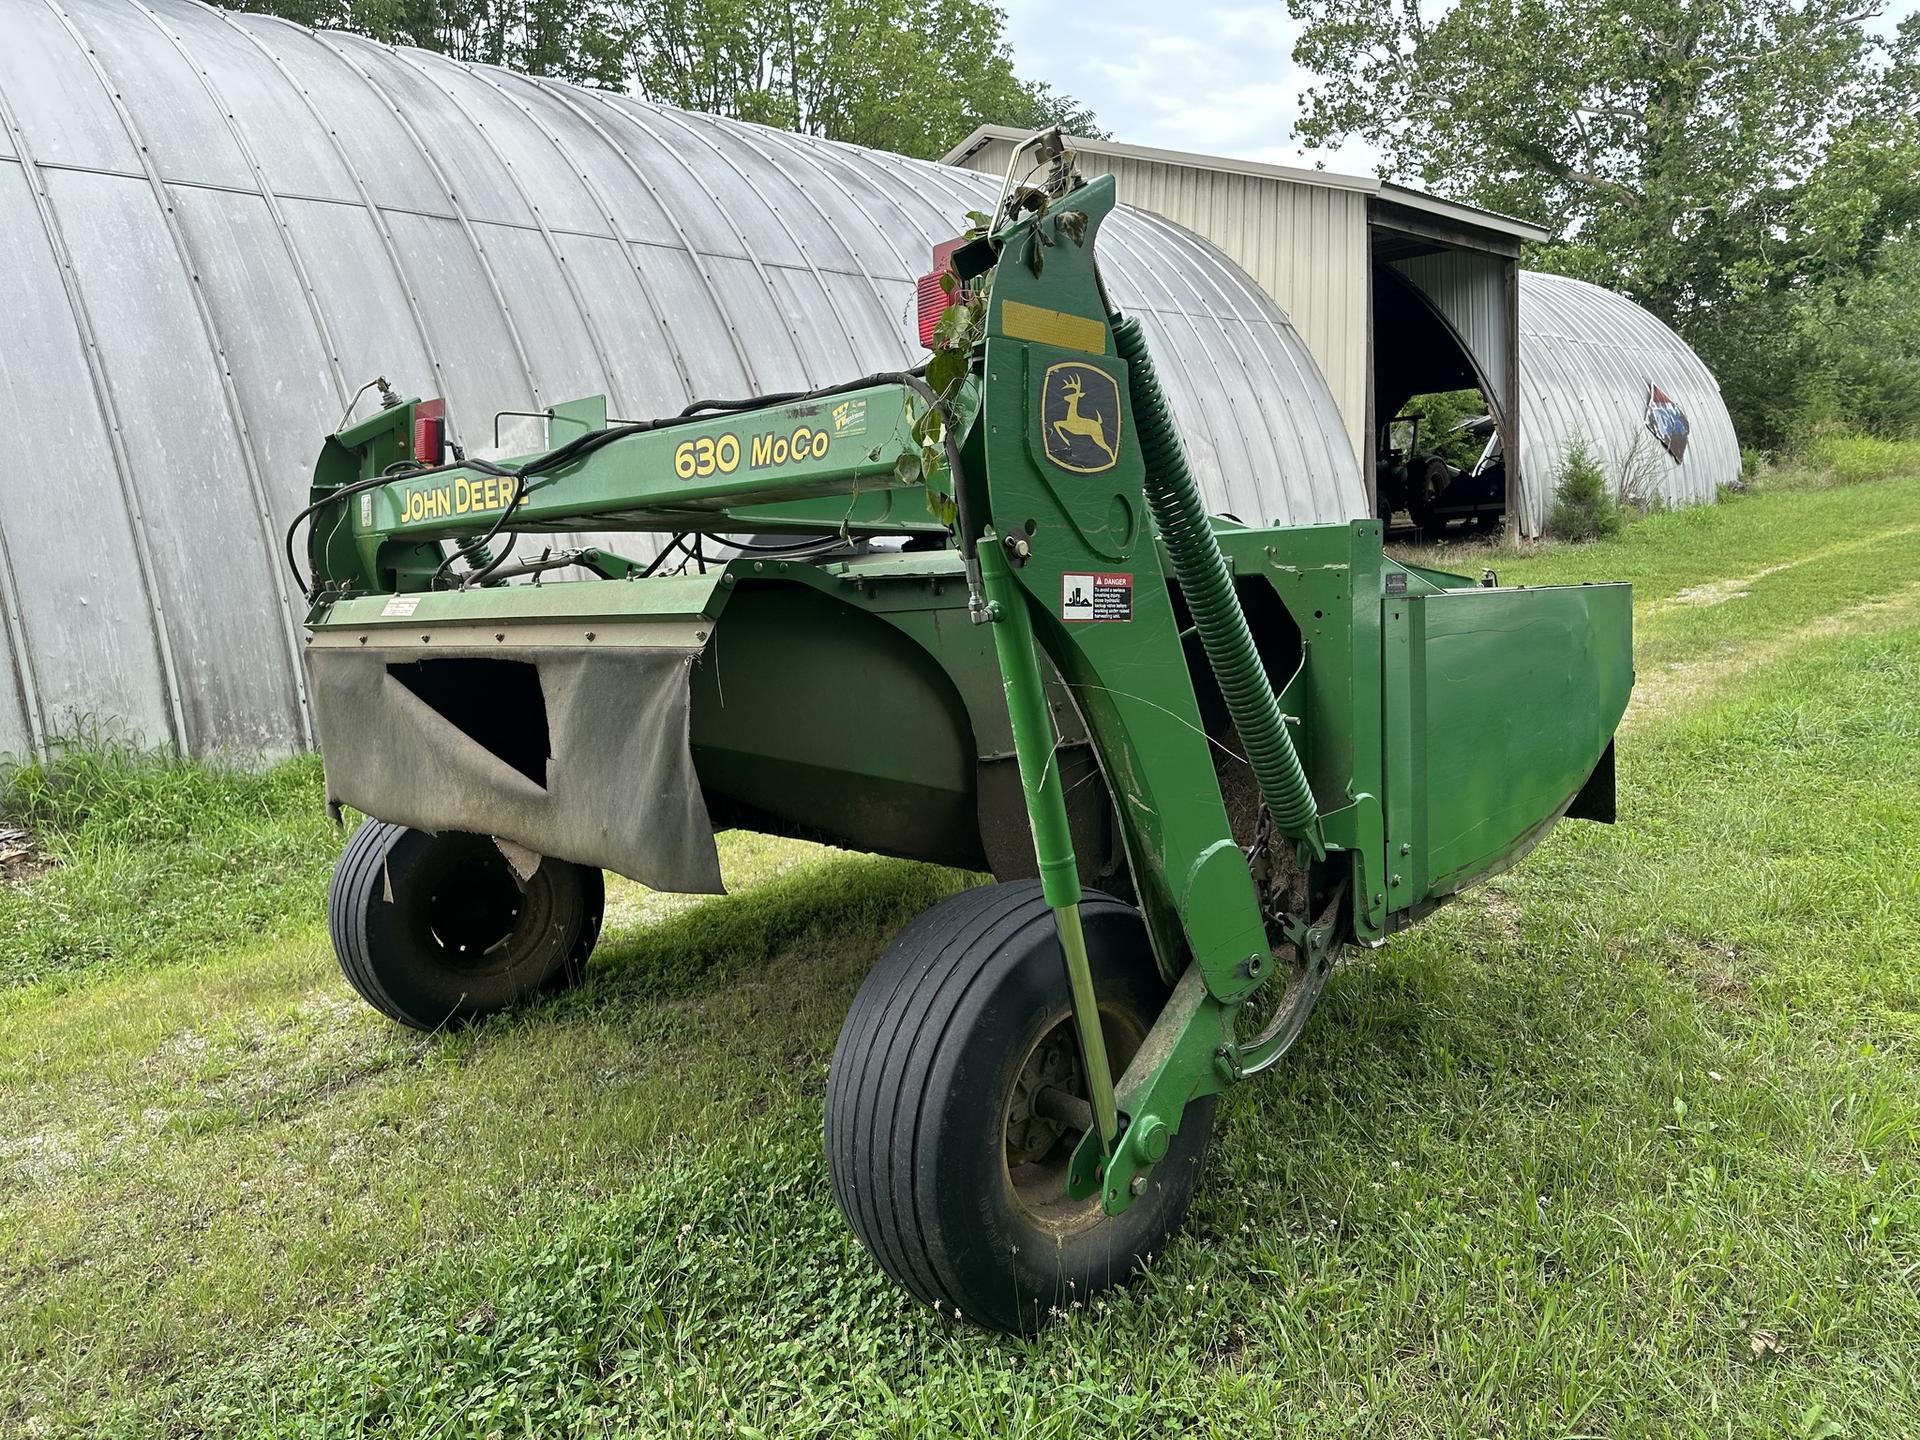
0 741 345 998
1797 432 1920 487
4 479 1919 1436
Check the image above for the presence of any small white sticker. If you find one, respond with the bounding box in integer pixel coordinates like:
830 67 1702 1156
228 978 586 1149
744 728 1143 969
381 594 421 618
1062 571 1134 622
360 492 374 527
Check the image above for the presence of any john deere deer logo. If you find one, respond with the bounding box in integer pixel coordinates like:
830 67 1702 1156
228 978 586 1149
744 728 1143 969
1041 361 1123 474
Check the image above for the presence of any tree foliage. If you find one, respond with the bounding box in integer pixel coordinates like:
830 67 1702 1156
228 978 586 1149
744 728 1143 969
213 0 1098 161
1290 0 1920 446
624 0 1100 157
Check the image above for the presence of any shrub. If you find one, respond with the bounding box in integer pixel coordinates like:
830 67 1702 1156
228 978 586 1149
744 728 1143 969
1545 439 1622 542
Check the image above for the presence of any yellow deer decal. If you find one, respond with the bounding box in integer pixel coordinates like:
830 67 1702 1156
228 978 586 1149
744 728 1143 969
1052 374 1118 464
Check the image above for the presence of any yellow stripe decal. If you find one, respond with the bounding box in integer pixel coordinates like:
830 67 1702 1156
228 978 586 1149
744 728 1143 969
1000 299 1108 355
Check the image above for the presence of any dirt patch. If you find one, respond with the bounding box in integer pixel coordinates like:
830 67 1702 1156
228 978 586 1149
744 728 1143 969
0 826 52 886
1650 523 1920 614
1628 581 1920 725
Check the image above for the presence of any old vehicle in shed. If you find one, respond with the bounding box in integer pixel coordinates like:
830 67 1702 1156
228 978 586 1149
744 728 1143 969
296 138 1631 1333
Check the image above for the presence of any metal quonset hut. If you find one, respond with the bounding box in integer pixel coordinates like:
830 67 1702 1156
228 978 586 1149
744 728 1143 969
1515 271 1736 535
0 0 1363 762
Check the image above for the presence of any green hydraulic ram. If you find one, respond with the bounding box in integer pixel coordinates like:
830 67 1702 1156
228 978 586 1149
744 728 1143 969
298 139 1633 1334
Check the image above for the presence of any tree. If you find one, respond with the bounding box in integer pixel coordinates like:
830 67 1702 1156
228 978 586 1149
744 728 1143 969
1289 0 1920 442
1294 0 1902 313
620 0 1101 158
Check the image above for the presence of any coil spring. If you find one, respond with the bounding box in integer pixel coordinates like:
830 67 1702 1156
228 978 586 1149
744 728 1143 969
1112 313 1323 852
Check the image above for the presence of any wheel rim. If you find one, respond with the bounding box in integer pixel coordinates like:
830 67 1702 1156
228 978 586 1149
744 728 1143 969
1001 1003 1146 1234
418 840 556 978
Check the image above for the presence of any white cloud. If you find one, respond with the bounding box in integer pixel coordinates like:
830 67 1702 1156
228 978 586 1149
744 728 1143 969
998 0 1384 175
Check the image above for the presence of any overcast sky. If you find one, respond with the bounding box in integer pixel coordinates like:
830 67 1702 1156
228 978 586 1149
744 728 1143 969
998 0 1920 179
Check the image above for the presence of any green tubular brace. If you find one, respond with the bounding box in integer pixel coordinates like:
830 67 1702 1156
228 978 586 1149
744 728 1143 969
1112 313 1326 858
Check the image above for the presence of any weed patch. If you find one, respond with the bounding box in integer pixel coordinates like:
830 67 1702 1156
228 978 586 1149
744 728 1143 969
0 741 346 996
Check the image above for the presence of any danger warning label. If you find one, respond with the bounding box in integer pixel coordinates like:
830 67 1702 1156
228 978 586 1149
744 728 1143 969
1061 571 1133 623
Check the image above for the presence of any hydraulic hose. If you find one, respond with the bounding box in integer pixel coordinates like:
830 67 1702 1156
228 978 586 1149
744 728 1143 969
1112 313 1325 858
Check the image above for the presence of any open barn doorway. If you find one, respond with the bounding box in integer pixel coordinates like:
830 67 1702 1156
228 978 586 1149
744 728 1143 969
1371 264 1509 537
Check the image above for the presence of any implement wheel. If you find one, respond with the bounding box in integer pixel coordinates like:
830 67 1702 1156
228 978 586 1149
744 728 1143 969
826 881 1214 1333
328 821 603 1030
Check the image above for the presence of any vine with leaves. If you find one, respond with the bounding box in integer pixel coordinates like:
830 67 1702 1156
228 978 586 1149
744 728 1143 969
910 176 1088 529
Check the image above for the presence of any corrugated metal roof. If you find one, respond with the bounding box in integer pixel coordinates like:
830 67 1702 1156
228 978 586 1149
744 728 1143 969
1516 271 1736 535
0 0 1367 760
945 125 1552 244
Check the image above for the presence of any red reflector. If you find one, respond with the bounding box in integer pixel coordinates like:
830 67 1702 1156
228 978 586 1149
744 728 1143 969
413 399 446 466
916 237 969 349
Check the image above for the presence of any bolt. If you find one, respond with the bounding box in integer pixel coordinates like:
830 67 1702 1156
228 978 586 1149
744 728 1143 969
420 634 430 643
1131 1114 1170 1164
585 631 596 641
1400 842 1412 855
1391 873 1402 886
495 632 505 642
1129 1175 1147 1197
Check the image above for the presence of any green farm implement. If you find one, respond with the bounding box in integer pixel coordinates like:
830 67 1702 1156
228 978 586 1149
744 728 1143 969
298 140 1631 1333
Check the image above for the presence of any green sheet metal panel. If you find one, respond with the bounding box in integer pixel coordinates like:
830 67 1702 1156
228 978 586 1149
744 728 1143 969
1397 582 1632 898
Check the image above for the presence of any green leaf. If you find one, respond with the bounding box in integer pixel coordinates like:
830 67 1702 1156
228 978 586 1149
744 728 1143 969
925 348 967 400
892 452 923 487
931 304 974 350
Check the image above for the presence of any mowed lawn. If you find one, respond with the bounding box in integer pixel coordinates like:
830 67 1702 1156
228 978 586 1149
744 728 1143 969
3 476 1918 1437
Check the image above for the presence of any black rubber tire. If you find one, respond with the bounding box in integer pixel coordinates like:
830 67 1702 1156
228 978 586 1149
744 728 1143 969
328 820 603 1030
826 880 1215 1333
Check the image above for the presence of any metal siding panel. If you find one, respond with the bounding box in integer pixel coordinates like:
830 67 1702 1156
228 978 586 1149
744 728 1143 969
500 80 687 252
146 0 355 200
57 0 249 190
426 57 606 235
477 221 609 408
2 1 142 170
384 210 541 450
0 161 170 748
330 38 529 225
594 96 752 260
552 232 684 413
0 565 30 759
279 199 436 421
170 186 339 527
243 23 447 216
632 244 753 398
49 165 302 751
706 255 811 392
